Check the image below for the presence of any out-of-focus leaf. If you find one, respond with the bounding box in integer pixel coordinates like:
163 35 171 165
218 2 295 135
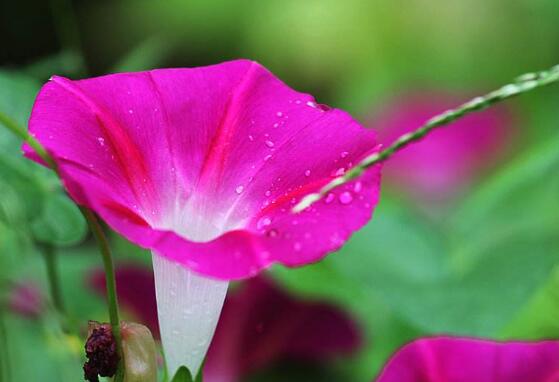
449 132 559 272
24 50 84 79
2 313 83 382
342 134 559 336
30 193 86 247
112 36 173 73
502 265 559 339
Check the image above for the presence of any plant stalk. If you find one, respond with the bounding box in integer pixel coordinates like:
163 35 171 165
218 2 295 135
293 64 559 212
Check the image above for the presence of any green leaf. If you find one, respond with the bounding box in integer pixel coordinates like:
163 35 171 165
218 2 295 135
171 366 194 382
30 192 87 247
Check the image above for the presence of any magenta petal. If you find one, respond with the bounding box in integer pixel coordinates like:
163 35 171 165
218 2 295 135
205 276 361 381
24 60 381 279
377 337 559 382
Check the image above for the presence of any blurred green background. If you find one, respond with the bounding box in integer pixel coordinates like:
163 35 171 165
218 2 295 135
1 1 558 381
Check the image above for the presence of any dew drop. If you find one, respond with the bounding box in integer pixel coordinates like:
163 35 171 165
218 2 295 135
341 151 349 158
273 122 279 128
128 109 134 114
306 101 317 108
257 216 272 229
265 140 275 148
276 111 283 117
339 191 353 204
248 134 254 141
265 190 272 197
266 228 278 237
294 242 302 251
304 169 311 177
97 137 105 146
264 154 273 161
235 185 244 194
324 193 335 204
334 167 346 176
354 181 363 193
295 100 302 104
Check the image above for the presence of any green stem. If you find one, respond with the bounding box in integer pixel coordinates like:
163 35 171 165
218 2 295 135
82 209 124 377
42 244 66 315
0 111 55 169
293 63 559 212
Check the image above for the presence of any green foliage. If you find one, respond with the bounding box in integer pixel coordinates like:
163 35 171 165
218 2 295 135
0 70 87 252
170 365 203 382
31 193 87 246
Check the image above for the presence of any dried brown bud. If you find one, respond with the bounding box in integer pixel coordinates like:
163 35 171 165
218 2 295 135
83 321 120 382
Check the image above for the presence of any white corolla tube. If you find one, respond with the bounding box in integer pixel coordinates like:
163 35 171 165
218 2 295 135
152 253 229 377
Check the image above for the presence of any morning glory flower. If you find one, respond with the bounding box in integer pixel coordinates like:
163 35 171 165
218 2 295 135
23 59 380 376
377 337 559 382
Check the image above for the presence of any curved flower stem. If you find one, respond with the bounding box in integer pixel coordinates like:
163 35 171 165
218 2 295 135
82 209 124 372
293 64 559 212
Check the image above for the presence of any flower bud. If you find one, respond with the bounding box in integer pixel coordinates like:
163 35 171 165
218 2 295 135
121 321 157 382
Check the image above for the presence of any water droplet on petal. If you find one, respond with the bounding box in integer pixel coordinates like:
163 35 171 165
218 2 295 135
354 181 363 193
265 190 272 197
341 151 349 158
265 140 275 148
97 137 105 146
273 122 279 128
306 101 317 108
334 167 346 176
264 154 273 161
235 185 244 194
324 193 335 204
128 109 134 114
266 229 278 237
248 134 254 141
304 169 311 177
294 242 302 251
257 216 272 230
339 191 353 204
276 111 283 117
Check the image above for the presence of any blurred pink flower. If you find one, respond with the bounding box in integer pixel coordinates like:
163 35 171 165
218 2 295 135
25 60 380 374
205 276 361 382
377 337 559 382
89 265 362 382
371 91 512 200
8 281 44 318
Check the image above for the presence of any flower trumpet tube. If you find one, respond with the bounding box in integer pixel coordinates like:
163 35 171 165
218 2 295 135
23 60 381 376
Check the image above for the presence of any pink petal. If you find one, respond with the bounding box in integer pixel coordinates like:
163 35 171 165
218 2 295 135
205 276 361 382
377 337 559 382
24 60 380 279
